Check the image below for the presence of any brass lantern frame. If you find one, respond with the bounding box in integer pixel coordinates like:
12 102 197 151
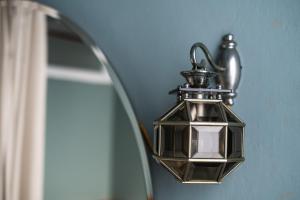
153 99 245 184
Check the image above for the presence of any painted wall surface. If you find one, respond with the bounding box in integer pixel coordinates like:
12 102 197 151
40 0 300 199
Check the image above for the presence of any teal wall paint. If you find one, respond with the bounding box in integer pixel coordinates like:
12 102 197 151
40 0 300 199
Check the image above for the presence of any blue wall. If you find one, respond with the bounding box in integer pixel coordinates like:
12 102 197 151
39 0 300 199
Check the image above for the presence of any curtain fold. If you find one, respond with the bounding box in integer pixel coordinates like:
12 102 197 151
0 2 47 200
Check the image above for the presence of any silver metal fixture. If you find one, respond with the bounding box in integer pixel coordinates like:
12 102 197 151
216 34 242 105
153 34 245 184
189 34 242 105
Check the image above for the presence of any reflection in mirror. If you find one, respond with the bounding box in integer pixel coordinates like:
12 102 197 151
44 16 149 200
47 17 110 84
48 17 97 70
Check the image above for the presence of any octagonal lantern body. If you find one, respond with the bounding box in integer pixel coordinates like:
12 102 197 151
153 99 245 183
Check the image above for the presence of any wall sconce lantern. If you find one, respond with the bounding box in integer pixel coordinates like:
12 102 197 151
153 34 245 184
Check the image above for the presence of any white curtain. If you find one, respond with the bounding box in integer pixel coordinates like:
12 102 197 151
0 1 47 200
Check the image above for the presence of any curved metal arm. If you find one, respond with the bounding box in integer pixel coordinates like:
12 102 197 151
190 42 225 71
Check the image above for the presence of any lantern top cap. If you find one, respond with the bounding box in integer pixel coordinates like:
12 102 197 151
181 59 215 88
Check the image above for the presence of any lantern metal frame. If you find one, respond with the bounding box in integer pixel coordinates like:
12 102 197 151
153 34 245 184
154 99 245 183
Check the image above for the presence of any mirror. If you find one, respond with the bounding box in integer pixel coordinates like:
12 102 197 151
42 5 152 200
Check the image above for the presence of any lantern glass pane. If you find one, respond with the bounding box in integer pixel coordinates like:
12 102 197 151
223 106 241 123
161 160 188 180
188 102 225 122
220 162 240 179
160 125 189 158
186 163 223 181
227 126 243 158
191 126 225 158
163 104 189 122
154 125 159 155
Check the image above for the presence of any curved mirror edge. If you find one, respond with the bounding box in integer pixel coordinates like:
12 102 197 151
0 1 153 199
56 17 153 200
